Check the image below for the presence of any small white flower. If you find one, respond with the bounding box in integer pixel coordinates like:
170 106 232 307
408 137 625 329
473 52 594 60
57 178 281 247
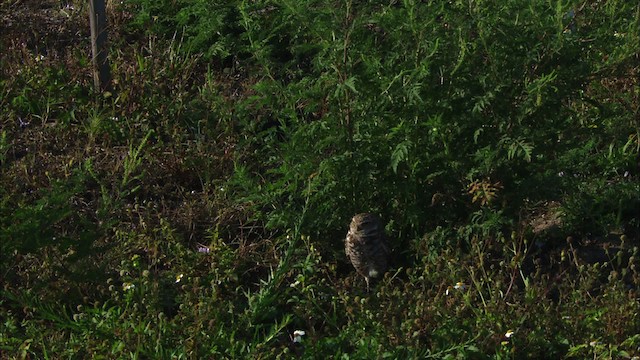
290 280 300 288
446 282 466 295
35 54 45 62
505 330 514 338
292 330 306 343
122 282 135 291
589 340 600 347
175 274 184 283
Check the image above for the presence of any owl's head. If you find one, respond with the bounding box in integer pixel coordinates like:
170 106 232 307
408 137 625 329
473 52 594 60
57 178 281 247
350 213 381 236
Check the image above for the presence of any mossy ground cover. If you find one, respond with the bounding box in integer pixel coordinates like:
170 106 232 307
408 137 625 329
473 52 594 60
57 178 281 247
1 0 639 358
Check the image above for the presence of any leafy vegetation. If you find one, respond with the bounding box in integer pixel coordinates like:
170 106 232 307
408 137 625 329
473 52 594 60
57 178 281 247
1 0 639 358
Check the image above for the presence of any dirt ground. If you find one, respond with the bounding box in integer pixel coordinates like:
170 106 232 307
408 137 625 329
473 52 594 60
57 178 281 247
1 0 90 59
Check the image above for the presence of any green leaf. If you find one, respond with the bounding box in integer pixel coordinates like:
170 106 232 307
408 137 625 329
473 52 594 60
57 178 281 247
391 140 411 174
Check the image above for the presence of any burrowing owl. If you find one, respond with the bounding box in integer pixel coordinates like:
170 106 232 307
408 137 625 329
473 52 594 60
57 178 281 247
345 213 390 290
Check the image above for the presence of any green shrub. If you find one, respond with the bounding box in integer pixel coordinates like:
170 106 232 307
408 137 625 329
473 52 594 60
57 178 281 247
227 0 639 241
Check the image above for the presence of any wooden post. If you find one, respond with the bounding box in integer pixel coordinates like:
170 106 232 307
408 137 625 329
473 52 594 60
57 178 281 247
89 0 111 93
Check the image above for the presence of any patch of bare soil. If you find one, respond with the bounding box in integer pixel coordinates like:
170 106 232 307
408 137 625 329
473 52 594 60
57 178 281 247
1 0 89 60
529 201 564 236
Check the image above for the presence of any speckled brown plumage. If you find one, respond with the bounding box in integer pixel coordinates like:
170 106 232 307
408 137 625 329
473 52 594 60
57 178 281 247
345 213 389 290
